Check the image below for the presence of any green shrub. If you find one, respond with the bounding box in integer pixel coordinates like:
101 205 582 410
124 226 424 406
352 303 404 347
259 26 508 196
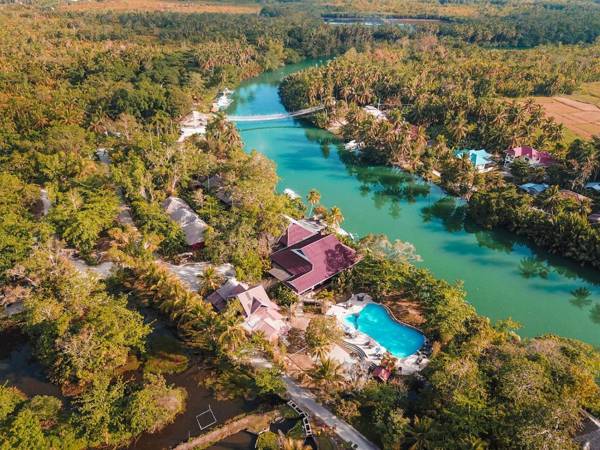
256 431 278 450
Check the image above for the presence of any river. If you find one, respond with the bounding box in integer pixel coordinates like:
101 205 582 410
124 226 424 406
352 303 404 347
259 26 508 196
226 60 600 347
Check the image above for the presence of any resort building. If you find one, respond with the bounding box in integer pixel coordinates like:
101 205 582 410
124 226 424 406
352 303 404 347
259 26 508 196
194 175 234 206
505 146 555 167
363 105 386 120
212 88 233 112
588 213 600 226
178 110 207 142
559 189 592 204
269 221 360 294
585 181 600 193
344 140 363 152
162 196 208 249
455 149 495 172
519 183 549 195
206 279 289 342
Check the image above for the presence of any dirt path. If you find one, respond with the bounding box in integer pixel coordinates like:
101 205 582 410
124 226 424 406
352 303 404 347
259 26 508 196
173 410 278 450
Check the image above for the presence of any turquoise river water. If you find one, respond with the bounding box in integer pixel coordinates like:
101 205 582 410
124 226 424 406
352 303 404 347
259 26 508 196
227 60 600 347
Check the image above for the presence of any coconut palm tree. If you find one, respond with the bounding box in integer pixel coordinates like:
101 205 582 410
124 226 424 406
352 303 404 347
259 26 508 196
306 189 321 217
536 185 563 215
308 357 346 391
198 265 224 296
328 206 344 229
405 416 435 450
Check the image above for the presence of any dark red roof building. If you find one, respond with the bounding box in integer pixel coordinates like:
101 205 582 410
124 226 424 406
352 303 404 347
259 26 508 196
269 222 360 294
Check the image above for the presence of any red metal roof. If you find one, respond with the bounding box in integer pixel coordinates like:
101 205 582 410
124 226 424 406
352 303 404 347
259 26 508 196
271 229 359 294
279 222 316 247
507 146 555 167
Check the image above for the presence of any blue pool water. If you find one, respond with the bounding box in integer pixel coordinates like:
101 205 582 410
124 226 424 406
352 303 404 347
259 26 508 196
345 304 425 358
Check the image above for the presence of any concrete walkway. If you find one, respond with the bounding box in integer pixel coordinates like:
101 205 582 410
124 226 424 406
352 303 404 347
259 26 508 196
282 376 379 450
249 357 379 450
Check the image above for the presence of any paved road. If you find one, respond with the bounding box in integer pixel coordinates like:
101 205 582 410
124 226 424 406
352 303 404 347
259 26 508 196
249 357 379 450
282 376 379 450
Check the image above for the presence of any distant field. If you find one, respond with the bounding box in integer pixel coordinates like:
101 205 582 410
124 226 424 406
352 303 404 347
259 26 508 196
533 95 600 140
320 0 481 18
570 81 600 109
59 0 260 14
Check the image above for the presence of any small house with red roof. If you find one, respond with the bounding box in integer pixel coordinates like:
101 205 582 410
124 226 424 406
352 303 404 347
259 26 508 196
269 221 360 294
505 146 555 168
206 279 289 342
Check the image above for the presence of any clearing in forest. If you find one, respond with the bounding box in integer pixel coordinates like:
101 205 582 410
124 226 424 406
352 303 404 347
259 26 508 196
59 0 260 14
534 95 600 140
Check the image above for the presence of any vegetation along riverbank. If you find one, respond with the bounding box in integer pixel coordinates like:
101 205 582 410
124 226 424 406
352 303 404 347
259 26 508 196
279 42 600 271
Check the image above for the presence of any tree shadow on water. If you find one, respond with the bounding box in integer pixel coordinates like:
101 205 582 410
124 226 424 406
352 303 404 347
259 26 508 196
421 197 466 233
518 256 550 280
472 230 516 254
569 287 592 309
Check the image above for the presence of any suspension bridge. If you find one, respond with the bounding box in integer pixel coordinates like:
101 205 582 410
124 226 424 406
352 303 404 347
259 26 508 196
225 105 325 122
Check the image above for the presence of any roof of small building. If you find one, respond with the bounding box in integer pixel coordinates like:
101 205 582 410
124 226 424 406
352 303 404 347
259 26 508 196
507 146 555 166
585 182 600 192
206 278 248 312
279 222 317 247
559 189 591 203
575 414 600 450
364 105 386 119
162 196 208 246
519 183 549 194
373 366 391 382
455 149 494 167
206 281 287 341
589 213 600 223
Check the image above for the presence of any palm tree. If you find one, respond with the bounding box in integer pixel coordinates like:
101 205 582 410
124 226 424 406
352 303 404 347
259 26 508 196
306 189 321 218
308 357 346 391
309 343 330 361
536 185 563 215
327 206 344 229
215 306 248 356
405 416 435 450
198 265 223 296
448 112 471 145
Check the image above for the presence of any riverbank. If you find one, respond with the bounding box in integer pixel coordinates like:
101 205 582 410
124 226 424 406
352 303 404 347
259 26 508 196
226 60 600 346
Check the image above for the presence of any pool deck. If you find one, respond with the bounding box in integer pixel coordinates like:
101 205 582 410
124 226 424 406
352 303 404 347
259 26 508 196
326 294 429 375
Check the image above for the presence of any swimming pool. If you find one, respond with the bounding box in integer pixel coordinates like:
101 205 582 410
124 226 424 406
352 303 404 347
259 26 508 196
344 303 425 358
